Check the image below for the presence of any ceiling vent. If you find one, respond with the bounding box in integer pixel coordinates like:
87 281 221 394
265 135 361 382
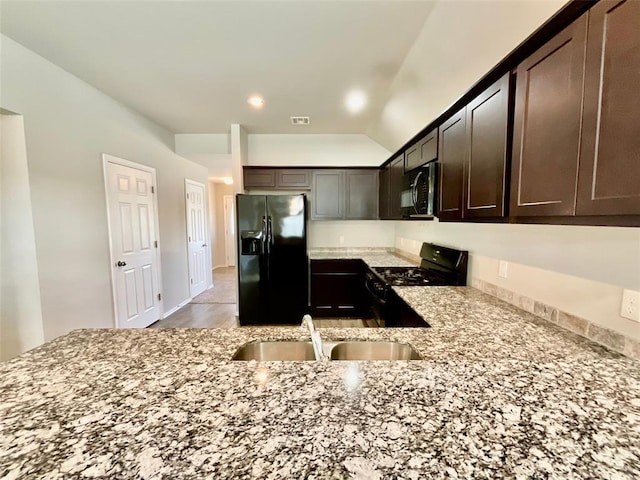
290 116 310 126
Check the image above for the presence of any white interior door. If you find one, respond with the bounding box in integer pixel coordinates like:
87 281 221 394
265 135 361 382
186 180 208 297
105 158 160 328
223 195 236 267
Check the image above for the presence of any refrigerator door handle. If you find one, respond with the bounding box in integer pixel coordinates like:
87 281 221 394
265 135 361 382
261 216 269 282
266 216 273 280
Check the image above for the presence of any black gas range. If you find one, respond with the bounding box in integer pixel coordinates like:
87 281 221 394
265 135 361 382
365 242 468 326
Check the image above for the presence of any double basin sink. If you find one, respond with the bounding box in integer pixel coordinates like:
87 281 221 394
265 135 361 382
232 340 422 361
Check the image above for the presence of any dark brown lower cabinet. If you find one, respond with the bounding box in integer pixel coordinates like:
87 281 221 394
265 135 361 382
576 0 640 215
310 260 370 317
510 14 588 217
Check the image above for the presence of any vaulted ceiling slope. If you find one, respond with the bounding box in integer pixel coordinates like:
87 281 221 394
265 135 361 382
0 1 435 135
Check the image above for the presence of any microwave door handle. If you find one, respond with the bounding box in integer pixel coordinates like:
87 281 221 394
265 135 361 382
412 171 423 213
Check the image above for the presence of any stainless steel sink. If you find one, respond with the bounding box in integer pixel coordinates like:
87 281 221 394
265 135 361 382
232 340 422 361
329 341 422 360
232 341 316 361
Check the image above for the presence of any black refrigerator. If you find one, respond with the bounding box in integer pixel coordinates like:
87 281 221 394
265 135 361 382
236 194 308 325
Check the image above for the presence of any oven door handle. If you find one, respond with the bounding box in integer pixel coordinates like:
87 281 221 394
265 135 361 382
365 281 387 305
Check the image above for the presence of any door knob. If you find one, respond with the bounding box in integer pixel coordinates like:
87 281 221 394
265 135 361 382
116 261 126 267
202 244 207 247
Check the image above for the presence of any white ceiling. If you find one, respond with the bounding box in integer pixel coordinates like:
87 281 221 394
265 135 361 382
1 1 435 134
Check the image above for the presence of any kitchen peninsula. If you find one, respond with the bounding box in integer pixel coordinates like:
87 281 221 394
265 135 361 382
2 254 638 479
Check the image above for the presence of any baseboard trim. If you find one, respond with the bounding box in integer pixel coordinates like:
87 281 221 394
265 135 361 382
163 298 192 318
212 264 227 270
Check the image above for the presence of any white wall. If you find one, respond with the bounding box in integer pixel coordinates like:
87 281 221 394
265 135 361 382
309 221 394 248
175 134 232 180
231 124 248 194
175 134 229 155
0 114 45 361
0 35 209 344
395 221 640 339
367 0 566 151
248 134 391 166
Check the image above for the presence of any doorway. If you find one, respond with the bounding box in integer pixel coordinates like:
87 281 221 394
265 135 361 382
223 194 236 267
103 154 162 328
185 179 209 298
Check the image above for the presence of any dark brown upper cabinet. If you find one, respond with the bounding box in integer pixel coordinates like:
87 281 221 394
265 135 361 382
345 170 378 219
510 14 588 217
438 109 466 221
379 154 404 220
438 74 510 222
378 167 390 219
244 168 310 190
405 129 438 173
576 0 640 216
311 170 345 220
311 169 378 220
389 155 404 219
464 73 510 218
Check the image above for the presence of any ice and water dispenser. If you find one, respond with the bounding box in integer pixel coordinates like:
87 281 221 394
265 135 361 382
240 230 264 255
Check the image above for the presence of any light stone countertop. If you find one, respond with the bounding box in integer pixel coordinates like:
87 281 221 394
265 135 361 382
308 248 416 267
1 251 639 479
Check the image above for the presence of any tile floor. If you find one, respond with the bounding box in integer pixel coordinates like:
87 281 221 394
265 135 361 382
150 266 376 329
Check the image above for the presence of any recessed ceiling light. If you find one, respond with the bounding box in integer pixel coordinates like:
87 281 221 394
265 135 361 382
223 177 233 185
345 90 367 113
248 95 265 108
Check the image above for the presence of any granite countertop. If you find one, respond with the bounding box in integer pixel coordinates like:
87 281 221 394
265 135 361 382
1 253 639 479
308 248 415 267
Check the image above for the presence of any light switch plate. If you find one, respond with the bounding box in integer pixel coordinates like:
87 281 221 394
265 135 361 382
621 289 640 322
498 261 509 278
339 235 345 245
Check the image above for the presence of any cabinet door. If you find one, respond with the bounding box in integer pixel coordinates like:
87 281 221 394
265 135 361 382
346 170 378 219
510 15 587 217
378 167 390 219
277 169 310 189
311 170 344 220
464 73 510 218
438 108 466 221
243 169 276 189
310 260 368 317
389 155 404 219
405 130 437 173
576 0 640 215
419 129 438 166
404 144 421 173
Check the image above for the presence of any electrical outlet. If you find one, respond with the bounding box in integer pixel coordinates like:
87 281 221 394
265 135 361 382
498 261 509 278
620 289 640 322
339 235 345 245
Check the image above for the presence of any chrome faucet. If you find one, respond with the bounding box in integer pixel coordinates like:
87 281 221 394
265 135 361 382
301 314 326 361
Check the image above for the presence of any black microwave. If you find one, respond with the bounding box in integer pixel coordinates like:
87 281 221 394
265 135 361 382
401 161 437 218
